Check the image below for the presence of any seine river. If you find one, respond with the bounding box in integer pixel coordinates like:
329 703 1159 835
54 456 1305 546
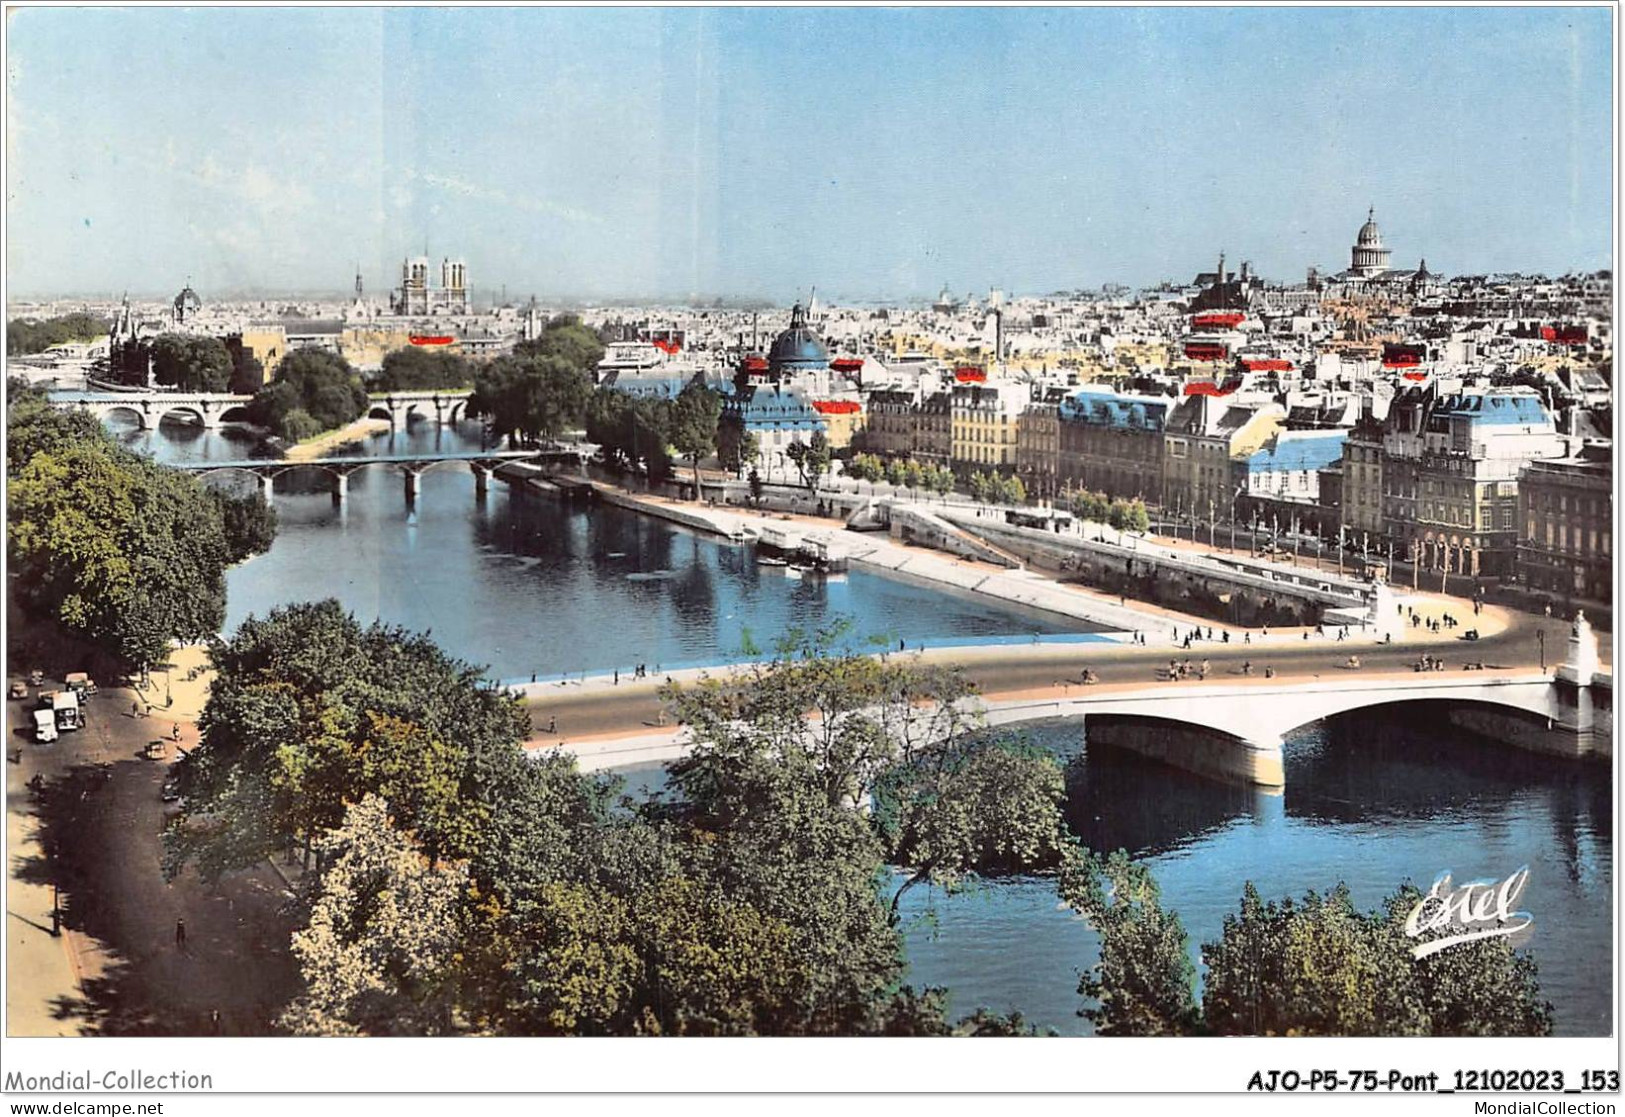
119 415 1614 1037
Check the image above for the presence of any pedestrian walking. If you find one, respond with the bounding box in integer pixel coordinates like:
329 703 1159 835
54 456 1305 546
172 723 182 742
531 673 537 684
1244 632 1251 645
132 701 142 719
175 919 187 949
547 716 557 734
211 1009 222 1035
614 669 619 685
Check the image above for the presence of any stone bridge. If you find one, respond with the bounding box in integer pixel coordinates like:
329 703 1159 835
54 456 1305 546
54 389 474 430
172 448 577 503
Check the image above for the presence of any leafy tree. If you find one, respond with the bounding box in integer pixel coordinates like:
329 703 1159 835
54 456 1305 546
969 471 992 504
471 353 593 446
928 465 956 496
375 347 472 391
514 314 605 372
1126 498 1150 533
1107 499 1130 532
249 350 367 439
165 600 528 882
901 460 923 492
229 347 265 395
1202 882 1551 1037
667 383 722 499
279 795 468 1036
747 467 763 505
148 333 233 393
7 392 246 673
885 458 907 487
1062 849 1554 1037
1000 473 1028 506
1058 846 1200 1036
210 489 278 564
6 312 108 356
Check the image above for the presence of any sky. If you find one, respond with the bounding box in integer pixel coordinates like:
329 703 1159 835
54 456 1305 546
5 6 1615 302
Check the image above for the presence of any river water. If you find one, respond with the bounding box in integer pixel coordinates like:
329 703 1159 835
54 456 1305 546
117 415 1614 1037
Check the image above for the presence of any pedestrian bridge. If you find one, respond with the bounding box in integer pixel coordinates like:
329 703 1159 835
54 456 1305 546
53 389 474 430
172 448 578 503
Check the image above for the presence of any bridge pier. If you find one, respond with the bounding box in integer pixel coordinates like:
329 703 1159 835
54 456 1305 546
260 474 275 503
403 469 420 504
332 472 349 503
1084 716 1285 790
472 465 491 499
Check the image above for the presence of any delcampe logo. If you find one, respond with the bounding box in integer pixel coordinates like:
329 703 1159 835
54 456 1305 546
1403 867 1534 959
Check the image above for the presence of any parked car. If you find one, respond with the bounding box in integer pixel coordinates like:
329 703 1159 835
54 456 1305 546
9 681 29 700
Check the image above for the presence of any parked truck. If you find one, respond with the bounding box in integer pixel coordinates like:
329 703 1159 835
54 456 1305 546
32 708 58 743
51 690 82 731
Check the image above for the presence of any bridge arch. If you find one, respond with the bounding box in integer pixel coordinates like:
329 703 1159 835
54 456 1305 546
156 405 209 427
366 405 398 424
95 403 149 430
217 405 255 425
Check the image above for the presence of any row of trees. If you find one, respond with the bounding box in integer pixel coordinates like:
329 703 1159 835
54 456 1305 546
1066 489 1151 533
967 470 1027 507
844 453 955 495
372 347 473 392
6 312 108 356
247 350 369 442
6 382 277 674
167 609 1065 1035
169 601 1553 1037
585 383 721 494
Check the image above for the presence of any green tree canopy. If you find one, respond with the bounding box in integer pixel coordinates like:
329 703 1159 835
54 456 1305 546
375 346 473 391
6 312 108 356
248 350 367 439
148 333 233 393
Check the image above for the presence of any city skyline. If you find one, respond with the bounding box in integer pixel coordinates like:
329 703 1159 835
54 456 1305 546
6 6 1614 302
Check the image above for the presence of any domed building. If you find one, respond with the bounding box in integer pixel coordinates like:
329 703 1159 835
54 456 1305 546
1349 207 1392 278
767 302 829 380
172 282 202 326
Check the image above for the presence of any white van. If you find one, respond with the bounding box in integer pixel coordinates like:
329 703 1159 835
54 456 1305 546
33 708 58 743
51 691 82 731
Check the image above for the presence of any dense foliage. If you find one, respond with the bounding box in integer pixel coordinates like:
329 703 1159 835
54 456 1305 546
466 316 602 446
1060 847 1553 1036
147 333 234 393
248 350 368 441
785 431 831 489
6 382 277 671
174 607 1070 1036
374 347 473 392
7 312 108 355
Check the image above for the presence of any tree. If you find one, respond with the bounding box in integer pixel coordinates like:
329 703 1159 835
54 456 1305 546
7 391 248 674
148 333 233 393
375 346 473 391
1057 846 1200 1036
928 465 956 497
668 383 722 499
969 471 992 504
279 795 468 1036
249 350 366 439
210 489 278 563
885 458 906 488
6 312 108 356
1127 498 1150 534
748 467 763 506
229 347 265 395
514 314 605 372
470 353 594 447
1000 474 1027 506
165 600 528 882
1062 849 1554 1037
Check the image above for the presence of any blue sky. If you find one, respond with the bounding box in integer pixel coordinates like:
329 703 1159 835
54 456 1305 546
6 6 1614 301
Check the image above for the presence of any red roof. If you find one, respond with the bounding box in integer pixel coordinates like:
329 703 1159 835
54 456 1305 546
811 399 861 415
953 367 987 382
1241 358 1291 372
1183 379 1242 397
1184 342 1228 361
1193 312 1245 329
830 356 864 372
409 335 456 346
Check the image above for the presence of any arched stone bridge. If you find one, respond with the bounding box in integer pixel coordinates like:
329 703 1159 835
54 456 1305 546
54 389 474 430
979 671 1603 788
171 448 577 503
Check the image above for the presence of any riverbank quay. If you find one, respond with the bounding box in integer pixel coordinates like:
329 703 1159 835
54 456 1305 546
278 416 393 462
5 631 300 1036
